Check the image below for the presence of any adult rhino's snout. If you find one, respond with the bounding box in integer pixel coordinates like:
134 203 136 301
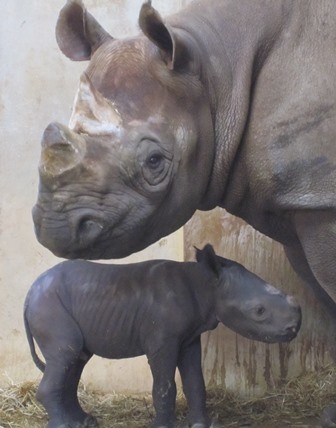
33 122 107 258
33 203 105 259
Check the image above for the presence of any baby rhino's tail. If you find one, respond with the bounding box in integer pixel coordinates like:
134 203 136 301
23 298 46 373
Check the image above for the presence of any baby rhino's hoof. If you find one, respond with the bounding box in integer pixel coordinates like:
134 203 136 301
321 403 336 427
70 415 99 428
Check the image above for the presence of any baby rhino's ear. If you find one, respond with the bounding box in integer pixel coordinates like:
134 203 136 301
195 244 222 278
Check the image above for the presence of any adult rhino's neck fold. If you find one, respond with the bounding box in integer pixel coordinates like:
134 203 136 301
180 0 291 212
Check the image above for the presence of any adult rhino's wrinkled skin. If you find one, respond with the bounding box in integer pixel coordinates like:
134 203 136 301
24 245 301 428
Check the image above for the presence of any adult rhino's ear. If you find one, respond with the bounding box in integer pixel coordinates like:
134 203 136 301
56 0 113 61
139 2 191 71
195 244 222 278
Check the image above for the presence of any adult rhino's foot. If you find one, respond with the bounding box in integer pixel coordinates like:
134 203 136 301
321 403 336 427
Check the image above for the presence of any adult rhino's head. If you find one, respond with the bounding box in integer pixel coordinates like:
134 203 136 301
33 1 214 259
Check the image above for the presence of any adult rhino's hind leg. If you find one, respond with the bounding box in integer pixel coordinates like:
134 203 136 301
292 210 336 428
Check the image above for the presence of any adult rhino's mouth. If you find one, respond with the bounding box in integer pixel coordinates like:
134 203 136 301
32 202 155 260
32 204 107 259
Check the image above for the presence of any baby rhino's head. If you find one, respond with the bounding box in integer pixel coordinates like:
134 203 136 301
196 244 301 343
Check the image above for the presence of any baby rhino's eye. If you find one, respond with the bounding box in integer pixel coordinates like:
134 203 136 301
255 305 266 317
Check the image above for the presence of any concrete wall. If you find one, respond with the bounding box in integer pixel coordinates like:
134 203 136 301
0 0 187 393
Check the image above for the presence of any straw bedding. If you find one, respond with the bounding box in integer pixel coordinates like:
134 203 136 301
1 365 336 427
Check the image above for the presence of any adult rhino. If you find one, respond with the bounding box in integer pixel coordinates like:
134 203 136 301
33 0 336 418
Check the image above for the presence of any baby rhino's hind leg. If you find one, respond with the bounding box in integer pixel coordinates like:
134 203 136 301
63 352 98 427
33 306 97 428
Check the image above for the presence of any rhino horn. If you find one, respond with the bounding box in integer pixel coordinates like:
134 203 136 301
56 0 113 61
39 122 86 180
69 72 121 134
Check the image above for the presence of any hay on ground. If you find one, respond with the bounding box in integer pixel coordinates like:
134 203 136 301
1 365 336 427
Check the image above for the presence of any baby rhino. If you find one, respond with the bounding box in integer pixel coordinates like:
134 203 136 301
24 244 301 428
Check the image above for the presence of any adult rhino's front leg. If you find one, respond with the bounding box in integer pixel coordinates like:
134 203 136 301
288 210 336 427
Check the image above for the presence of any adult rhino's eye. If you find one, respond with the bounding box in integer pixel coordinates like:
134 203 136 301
146 152 164 170
139 141 172 188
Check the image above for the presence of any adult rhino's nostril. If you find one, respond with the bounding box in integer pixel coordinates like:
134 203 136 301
77 218 104 246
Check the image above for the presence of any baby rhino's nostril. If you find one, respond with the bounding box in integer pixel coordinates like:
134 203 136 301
285 323 299 337
287 325 297 333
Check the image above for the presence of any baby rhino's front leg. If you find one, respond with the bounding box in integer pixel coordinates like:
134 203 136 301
178 338 211 428
147 339 180 428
